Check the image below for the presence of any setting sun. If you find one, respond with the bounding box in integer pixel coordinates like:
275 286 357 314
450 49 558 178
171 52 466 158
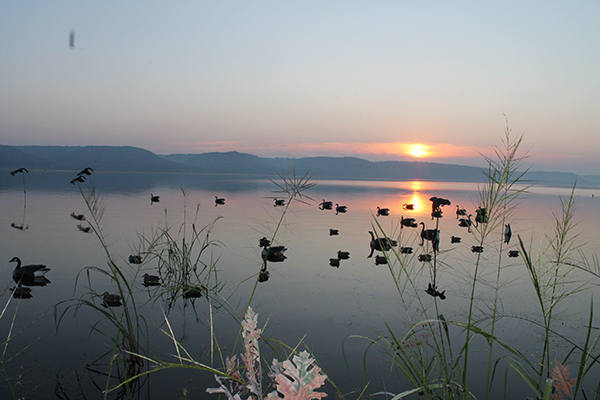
406 143 430 158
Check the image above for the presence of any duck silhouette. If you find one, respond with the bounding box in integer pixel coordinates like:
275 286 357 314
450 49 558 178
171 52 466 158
215 196 225 206
142 273 160 287
367 231 398 258
77 167 94 176
374 255 388 265
337 251 350 260
273 198 285 207
10 257 51 286
102 292 122 307
456 205 467 219
400 216 418 228
329 229 339 236
259 238 287 262
70 212 85 221
319 200 333 210
150 194 160 204
376 207 389 217
335 204 347 215
419 223 439 251
504 223 512 244
10 168 28 176
70 176 86 185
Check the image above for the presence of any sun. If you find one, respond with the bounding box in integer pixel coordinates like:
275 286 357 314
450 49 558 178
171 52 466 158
406 144 429 158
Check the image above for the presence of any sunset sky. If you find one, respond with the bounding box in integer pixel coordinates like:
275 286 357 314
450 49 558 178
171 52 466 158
1 2 598 174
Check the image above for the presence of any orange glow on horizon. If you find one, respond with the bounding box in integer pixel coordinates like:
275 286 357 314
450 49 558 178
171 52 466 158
405 143 431 158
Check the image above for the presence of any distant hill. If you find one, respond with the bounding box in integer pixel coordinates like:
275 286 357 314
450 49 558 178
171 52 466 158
0 144 597 187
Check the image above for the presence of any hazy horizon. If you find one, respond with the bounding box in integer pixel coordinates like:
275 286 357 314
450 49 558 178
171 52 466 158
1 2 598 174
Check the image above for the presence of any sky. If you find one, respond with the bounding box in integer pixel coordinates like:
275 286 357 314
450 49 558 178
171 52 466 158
1 1 599 174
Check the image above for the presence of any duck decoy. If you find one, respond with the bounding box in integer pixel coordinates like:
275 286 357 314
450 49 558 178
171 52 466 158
10 168 29 176
508 250 520 258
418 254 432 262
456 205 467 219
335 204 347 215
425 283 446 300
504 223 512 244
475 207 488 224
70 212 85 221
367 231 398 258
376 207 390 217
102 292 122 307
273 198 285 207
10 223 28 231
150 194 160 204
129 255 142 264
374 255 388 265
215 196 225 206
471 245 484 253
10 257 51 286
183 286 203 298
77 167 94 176
337 251 350 260
77 224 91 233
70 176 86 185
402 203 414 211
458 215 473 233
429 197 451 219
319 200 333 210
142 273 160 287
258 268 270 282
419 223 439 249
329 258 340 268
400 247 413 254
329 229 339 236
450 236 462 244
400 216 418 228
259 239 287 262
11 286 33 299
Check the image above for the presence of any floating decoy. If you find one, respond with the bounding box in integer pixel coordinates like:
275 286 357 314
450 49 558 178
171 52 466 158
10 257 50 286
431 210 443 219
425 283 446 300
150 194 160 204
456 205 467 219
77 167 94 176
471 245 484 253
129 255 142 264
183 286 203 298
77 224 91 233
419 223 439 248
458 215 473 233
376 207 390 217
102 292 122 307
430 197 451 219
11 286 32 299
319 200 333 210
475 207 488 224
337 251 350 260
259 238 287 262
400 247 413 254
215 196 225 206
402 203 414 211
450 236 462 244
329 258 340 268
400 216 418 228
273 198 285 207
10 168 29 176
258 268 270 282
367 231 398 258
504 223 512 244
70 176 86 185
418 254 432 262
70 212 85 221
374 255 388 265
142 273 160 286
508 250 520 258
329 229 339 236
10 223 28 231
335 204 347 215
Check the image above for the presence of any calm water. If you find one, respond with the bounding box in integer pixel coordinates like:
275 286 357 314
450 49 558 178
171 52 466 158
1 171 599 399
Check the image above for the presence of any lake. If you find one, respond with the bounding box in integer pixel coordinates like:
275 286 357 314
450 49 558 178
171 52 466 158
1 171 599 399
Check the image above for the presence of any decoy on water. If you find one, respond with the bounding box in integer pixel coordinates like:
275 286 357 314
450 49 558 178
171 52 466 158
471 245 484 253
10 257 50 286
70 212 85 221
418 254 432 262
77 224 91 233
400 216 418 229
367 231 398 258
215 196 225 206
319 200 333 210
456 205 467 219
77 167 94 176
11 286 33 299
259 237 271 248
273 198 285 207
419 223 439 251
259 238 287 262
504 223 512 244
376 207 390 217
450 236 462 244
11 223 28 231
508 250 520 258
329 258 340 268
142 273 160 287
129 255 142 264
183 286 203 298
10 168 28 176
402 203 414 211
329 229 339 236
374 255 388 265
458 215 473 233
475 207 488 224
102 292 122 307
400 247 413 254
335 204 347 215
425 283 446 300
429 197 451 219
258 268 270 282
150 194 160 204
70 176 86 185
337 251 350 260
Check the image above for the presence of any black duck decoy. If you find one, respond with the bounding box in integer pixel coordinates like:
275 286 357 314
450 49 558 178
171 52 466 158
337 251 350 260
259 238 287 262
258 268 270 282
77 167 94 176
11 286 32 299
419 223 439 249
376 207 389 217
77 224 91 233
458 215 473 233
429 197 451 219
150 193 160 204
400 247 413 254
418 254 432 262
402 203 414 211
215 196 225 206
471 245 484 253
508 250 520 258
400 216 418 228
102 292 122 307
475 207 488 224
129 255 142 264
10 168 29 176
335 204 347 215
329 258 340 268
319 199 333 210
504 223 512 244
273 198 285 207
142 273 160 286
70 212 85 221
329 229 339 236
374 255 388 265
456 205 467 219
183 286 203 298
10 257 50 286
70 176 86 185
451 236 462 244
367 231 398 258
